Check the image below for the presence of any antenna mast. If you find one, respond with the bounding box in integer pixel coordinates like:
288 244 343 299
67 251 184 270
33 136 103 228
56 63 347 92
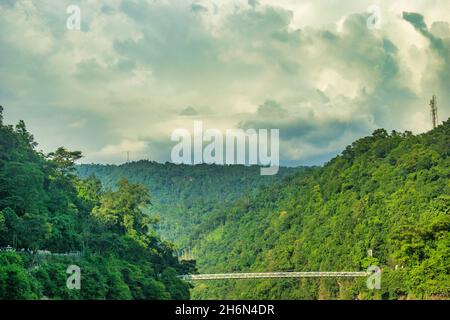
430 94 438 129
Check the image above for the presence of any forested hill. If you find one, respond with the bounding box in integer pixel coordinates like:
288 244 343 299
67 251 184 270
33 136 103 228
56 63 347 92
0 109 190 300
193 120 450 300
77 162 305 245
77 162 302 204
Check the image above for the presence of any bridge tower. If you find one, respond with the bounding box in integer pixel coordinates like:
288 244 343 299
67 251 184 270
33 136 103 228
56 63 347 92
179 247 195 261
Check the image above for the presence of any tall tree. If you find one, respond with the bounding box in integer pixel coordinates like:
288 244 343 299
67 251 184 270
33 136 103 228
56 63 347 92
92 178 152 241
47 147 83 176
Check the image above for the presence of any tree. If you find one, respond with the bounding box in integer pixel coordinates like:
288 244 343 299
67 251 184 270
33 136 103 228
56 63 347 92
92 179 152 241
0 110 190 300
15 120 37 148
47 147 83 176
0 253 39 299
74 176 103 207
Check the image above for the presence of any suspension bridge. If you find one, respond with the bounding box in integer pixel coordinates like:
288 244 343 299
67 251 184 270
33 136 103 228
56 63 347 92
179 271 370 281
177 247 376 281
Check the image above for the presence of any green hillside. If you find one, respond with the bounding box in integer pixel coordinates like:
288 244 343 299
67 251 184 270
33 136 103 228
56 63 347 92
3 101 448 300
75 120 450 300
77 162 303 247
0 109 190 300
192 121 450 299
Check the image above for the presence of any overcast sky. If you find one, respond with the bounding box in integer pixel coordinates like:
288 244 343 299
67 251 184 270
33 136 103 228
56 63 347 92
1 0 449 165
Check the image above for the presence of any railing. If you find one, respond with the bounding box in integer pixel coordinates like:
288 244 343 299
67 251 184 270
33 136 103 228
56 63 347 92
0 246 82 257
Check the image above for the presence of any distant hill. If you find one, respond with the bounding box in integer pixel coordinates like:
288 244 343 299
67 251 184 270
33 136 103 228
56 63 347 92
77 162 305 246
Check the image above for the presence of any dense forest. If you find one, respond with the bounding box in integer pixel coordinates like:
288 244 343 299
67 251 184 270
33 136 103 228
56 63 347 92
0 107 190 299
80 119 450 300
191 121 450 299
2 102 449 299
77 162 303 247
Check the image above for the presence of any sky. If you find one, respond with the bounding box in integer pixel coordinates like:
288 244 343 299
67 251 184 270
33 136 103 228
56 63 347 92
1 0 449 166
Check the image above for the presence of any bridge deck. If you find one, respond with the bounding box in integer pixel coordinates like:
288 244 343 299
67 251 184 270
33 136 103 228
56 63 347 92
180 271 368 281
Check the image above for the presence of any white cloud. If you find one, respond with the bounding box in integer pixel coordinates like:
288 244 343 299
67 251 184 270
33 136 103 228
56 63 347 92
1 0 449 165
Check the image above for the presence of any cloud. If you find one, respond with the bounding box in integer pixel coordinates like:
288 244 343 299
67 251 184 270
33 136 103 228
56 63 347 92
0 1 449 165
248 0 259 9
89 139 150 163
403 11 446 54
256 100 288 118
240 103 376 161
68 118 88 129
191 3 208 13
403 12 428 31
403 11 450 113
180 107 199 116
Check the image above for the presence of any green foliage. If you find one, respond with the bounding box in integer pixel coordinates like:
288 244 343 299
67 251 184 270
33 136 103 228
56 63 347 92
92 179 152 242
189 120 450 300
77 120 450 300
47 147 83 177
0 113 190 300
0 253 39 299
3 103 449 300
77 161 304 247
